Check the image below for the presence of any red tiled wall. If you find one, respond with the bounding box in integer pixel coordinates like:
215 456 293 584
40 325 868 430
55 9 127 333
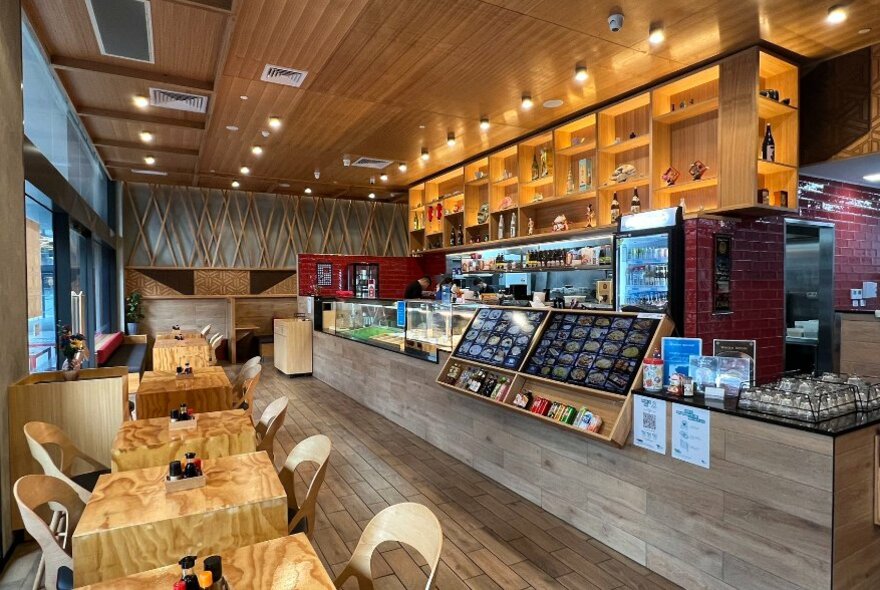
799 177 880 311
684 217 786 383
297 253 450 299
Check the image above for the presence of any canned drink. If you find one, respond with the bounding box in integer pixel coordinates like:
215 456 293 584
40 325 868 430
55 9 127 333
561 405 577 425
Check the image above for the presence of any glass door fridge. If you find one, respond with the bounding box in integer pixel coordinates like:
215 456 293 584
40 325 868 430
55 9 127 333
347 263 380 299
614 207 684 329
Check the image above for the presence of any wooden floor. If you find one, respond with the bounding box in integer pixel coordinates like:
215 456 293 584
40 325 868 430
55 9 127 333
1 364 682 590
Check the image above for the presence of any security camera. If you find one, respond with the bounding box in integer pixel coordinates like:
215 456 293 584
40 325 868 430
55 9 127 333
608 13 624 32
314 169 320 180
342 155 351 167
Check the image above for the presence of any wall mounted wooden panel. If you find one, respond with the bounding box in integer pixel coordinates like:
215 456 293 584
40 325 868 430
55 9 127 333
834 44 880 160
123 182 410 268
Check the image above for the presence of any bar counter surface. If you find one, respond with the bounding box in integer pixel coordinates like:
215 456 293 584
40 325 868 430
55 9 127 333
311 329 880 590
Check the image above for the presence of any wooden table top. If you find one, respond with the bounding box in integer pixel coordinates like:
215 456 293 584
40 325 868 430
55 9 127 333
112 409 254 453
74 452 284 534
138 366 230 395
77 534 335 589
155 330 203 340
153 335 209 349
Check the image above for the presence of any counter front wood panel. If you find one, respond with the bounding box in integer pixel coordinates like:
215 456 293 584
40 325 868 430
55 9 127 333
152 335 212 371
111 409 257 471
135 366 232 419
313 331 836 590
839 313 880 376
73 452 286 586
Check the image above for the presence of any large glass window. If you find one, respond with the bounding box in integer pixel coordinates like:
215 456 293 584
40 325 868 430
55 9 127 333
25 192 57 373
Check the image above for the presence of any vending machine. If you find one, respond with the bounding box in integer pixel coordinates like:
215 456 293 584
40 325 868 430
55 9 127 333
347 263 380 299
614 207 684 329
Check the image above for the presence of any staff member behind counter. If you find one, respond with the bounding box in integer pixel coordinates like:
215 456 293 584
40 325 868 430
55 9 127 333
472 277 495 295
404 275 432 299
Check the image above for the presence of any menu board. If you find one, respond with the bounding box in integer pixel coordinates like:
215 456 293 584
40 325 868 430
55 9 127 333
522 311 659 394
454 308 547 369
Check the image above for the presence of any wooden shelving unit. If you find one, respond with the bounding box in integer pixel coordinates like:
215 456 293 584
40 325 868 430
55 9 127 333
407 48 799 255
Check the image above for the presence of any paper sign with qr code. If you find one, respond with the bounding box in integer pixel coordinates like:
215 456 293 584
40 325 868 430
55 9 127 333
633 395 666 455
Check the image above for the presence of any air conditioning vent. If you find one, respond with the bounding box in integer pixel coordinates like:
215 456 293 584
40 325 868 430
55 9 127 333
261 64 308 87
86 0 154 63
351 156 393 170
149 88 208 113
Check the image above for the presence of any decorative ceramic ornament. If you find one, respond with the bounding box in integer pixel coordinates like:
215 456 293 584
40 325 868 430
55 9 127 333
586 203 596 228
499 196 514 210
476 204 489 224
552 214 569 233
528 217 535 236
688 160 708 180
662 166 680 186
610 164 637 183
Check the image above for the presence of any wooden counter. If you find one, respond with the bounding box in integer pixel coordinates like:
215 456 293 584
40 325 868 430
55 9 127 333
77 534 334 589
313 330 880 590
72 452 286 586
111 409 257 472
135 366 232 419
152 335 211 371
839 311 880 376
155 330 203 340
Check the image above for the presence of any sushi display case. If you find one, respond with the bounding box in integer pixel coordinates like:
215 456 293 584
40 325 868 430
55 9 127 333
438 306 674 446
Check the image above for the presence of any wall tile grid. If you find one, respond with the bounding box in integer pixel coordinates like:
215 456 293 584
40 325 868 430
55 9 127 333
298 254 422 299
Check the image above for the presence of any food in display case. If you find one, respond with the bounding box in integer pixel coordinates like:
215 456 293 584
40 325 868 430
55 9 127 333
453 308 547 369
405 301 481 352
522 311 659 394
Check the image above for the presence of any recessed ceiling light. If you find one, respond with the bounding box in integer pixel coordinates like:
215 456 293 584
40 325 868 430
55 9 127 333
279 183 290 188
368 192 376 199
240 166 250 175
648 25 665 44
826 5 847 23
379 173 388 182
143 155 156 165
398 162 407 172
240 95 248 100
304 187 312 194
231 180 240 188
421 147 430 161
543 99 563 108
261 130 270 138
480 117 490 131
859 27 872 34
132 95 149 109
863 173 880 182
447 132 456 147
210 169 216 173
521 94 533 110
226 125 239 132
139 130 154 143
574 65 588 82
251 146 263 156
268 116 282 129
418 125 426 129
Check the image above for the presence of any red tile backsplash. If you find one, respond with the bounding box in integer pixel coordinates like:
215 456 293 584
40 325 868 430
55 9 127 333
297 253 449 299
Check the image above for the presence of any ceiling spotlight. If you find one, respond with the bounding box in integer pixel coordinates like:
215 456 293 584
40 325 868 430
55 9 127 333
279 183 290 188
240 166 250 175
261 130 270 138
314 169 321 180
574 65 588 82
398 162 407 172
648 24 665 44
521 94 533 110
863 173 880 182
268 116 282 129
132 95 149 109
447 132 456 147
379 173 388 182
369 176 376 185
139 130 154 143
480 117 490 131
225 125 239 132
304 187 312 194
421 147 430 161
251 146 263 156
143 155 156 165
231 180 240 188
239 95 248 100
827 5 847 23
368 192 376 199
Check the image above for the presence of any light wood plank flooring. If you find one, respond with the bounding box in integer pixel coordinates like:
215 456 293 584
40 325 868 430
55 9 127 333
1 364 681 590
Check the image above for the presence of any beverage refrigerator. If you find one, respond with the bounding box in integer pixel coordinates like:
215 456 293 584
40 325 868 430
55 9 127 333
614 207 684 329
346 263 380 299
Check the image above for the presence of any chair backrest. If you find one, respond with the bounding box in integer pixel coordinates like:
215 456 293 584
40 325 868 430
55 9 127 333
14 475 85 590
200 324 212 337
210 333 224 349
233 356 262 390
23 421 103 503
256 397 288 461
278 435 331 537
335 503 443 590
234 364 262 406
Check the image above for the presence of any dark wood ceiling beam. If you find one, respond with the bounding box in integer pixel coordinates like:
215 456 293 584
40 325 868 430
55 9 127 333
162 0 233 13
78 107 206 130
51 56 214 93
93 139 200 156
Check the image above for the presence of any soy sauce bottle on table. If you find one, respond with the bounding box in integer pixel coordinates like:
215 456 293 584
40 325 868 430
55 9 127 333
178 556 200 590
204 556 230 590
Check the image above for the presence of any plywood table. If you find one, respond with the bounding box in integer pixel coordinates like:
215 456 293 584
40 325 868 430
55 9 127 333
155 330 203 340
152 335 211 371
135 366 232 419
72 452 287 586
111 409 257 472
77 534 334 589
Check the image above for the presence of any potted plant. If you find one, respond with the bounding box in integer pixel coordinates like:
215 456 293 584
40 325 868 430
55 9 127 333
58 324 89 380
125 291 144 335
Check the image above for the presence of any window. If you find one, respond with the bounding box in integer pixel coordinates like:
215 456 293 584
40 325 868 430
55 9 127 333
25 191 56 372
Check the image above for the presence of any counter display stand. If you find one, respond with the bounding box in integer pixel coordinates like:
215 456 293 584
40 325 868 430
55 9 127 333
436 306 674 446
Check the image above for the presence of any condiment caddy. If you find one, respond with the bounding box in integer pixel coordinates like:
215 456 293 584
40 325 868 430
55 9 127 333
165 451 205 493
169 403 198 431
173 554 230 589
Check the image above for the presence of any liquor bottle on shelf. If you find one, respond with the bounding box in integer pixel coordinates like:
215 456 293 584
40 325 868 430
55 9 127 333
610 192 621 223
509 213 517 238
761 123 775 162
413 212 419 230
457 225 463 246
531 152 539 181
449 230 456 247
566 168 574 193
631 188 641 214
498 214 505 239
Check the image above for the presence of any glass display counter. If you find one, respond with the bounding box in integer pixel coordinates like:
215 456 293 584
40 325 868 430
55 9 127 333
404 301 481 353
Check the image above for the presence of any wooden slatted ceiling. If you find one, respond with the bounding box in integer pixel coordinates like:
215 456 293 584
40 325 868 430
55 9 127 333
22 0 880 198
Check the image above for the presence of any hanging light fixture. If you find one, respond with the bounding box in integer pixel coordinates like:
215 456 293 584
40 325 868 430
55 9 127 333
521 94 533 110
574 65 588 82
421 147 430 161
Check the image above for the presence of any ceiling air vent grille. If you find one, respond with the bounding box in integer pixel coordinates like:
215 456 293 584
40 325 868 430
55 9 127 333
149 88 208 113
351 156 393 170
261 64 308 87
